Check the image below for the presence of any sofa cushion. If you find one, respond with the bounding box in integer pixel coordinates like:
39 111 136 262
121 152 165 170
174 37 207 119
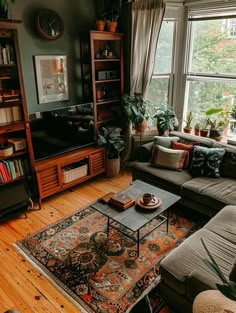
213 142 236 179
171 141 193 168
190 146 225 178
182 177 236 211
160 228 236 299
203 205 236 245
153 136 179 148
132 162 192 194
151 145 188 171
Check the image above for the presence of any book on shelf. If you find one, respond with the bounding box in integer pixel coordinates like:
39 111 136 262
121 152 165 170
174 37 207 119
0 106 22 123
109 193 135 210
0 108 7 123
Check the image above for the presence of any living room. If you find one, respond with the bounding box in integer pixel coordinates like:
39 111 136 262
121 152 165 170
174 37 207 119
0 0 236 313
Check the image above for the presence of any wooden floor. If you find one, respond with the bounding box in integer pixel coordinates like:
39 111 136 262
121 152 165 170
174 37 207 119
0 169 132 313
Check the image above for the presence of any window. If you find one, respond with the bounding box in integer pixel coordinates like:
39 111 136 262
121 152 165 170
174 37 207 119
146 20 176 128
184 16 236 137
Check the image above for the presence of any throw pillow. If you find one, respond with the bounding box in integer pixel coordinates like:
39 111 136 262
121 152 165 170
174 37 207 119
153 136 179 149
151 145 188 172
171 141 194 168
190 146 226 178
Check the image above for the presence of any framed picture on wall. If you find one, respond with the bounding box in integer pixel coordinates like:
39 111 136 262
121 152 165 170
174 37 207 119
34 55 69 104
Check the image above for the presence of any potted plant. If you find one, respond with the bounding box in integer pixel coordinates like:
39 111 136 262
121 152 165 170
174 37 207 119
183 111 193 134
152 105 178 136
0 0 15 18
199 117 210 137
207 107 230 141
122 93 150 132
98 126 125 177
194 123 200 136
107 0 122 32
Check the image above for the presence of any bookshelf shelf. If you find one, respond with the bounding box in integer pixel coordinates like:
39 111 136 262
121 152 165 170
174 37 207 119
0 150 27 161
95 79 120 83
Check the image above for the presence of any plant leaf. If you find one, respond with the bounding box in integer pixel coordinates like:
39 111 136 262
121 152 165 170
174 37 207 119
216 283 236 301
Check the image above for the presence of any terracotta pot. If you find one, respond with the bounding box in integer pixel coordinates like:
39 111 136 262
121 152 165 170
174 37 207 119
135 119 147 133
200 129 209 137
96 20 105 31
108 21 117 32
183 128 192 134
194 129 200 136
106 158 120 178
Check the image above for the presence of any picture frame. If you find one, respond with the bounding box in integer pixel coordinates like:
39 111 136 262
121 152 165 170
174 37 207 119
34 55 69 104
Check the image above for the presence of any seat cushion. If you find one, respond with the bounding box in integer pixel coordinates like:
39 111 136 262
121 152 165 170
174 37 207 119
203 205 236 244
132 162 192 194
181 177 236 211
160 228 236 297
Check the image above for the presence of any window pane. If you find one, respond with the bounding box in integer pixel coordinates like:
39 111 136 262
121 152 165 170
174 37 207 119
186 79 236 118
190 18 236 75
146 77 170 106
153 21 175 74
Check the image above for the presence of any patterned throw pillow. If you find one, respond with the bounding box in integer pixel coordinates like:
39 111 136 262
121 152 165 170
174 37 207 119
191 146 226 178
151 145 188 172
153 136 179 148
171 141 194 168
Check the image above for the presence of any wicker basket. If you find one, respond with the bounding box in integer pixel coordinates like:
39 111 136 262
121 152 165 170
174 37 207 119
62 162 88 184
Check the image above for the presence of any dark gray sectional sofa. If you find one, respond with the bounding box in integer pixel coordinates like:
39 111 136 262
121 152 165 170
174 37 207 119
131 131 236 312
132 131 236 217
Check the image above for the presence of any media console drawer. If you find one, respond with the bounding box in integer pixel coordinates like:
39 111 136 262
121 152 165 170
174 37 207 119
34 146 105 208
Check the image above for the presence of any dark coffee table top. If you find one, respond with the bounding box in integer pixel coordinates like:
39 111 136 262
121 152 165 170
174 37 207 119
91 180 181 232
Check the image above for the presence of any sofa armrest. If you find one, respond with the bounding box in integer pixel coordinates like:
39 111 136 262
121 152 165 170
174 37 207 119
138 142 153 162
185 269 217 301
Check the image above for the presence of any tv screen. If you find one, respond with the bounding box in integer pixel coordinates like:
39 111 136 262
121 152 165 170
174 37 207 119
29 103 95 161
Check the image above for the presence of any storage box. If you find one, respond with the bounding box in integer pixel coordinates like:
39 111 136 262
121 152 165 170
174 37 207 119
62 162 88 184
8 138 27 151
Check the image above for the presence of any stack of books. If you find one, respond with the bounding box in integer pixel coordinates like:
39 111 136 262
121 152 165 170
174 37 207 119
109 193 135 210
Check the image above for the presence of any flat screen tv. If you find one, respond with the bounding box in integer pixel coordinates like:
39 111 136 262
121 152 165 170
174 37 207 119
29 103 95 161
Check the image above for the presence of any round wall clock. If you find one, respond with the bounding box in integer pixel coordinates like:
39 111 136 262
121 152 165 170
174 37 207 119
36 9 64 40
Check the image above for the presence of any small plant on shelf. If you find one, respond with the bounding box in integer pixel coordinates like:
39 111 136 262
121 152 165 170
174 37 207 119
183 111 193 134
0 0 15 18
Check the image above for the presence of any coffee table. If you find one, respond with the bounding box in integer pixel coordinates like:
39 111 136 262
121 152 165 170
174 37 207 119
91 180 181 256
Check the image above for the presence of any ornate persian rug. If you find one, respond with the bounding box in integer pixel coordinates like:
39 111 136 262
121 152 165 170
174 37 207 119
14 206 199 313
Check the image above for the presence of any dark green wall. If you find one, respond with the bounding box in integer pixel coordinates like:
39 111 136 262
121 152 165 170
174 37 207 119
11 0 96 114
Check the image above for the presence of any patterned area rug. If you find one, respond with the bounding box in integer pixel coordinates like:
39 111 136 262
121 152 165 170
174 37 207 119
15 206 199 313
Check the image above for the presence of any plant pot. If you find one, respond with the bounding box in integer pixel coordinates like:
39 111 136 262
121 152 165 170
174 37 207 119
135 119 147 133
96 20 106 31
200 129 209 137
106 157 120 177
209 129 223 141
183 128 192 134
108 21 117 33
194 129 200 136
0 5 8 18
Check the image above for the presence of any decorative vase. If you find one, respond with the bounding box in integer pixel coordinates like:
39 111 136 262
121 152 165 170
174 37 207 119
106 157 120 177
200 129 208 137
135 119 147 133
108 21 117 32
96 20 105 31
193 290 236 313
184 128 192 134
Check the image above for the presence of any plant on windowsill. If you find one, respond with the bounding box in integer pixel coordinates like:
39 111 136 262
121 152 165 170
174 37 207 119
152 105 178 136
122 93 151 132
207 107 230 141
194 123 200 136
0 0 15 18
98 126 125 177
183 111 193 134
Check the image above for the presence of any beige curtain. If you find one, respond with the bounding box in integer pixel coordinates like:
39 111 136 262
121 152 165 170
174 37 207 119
130 0 165 99
123 0 165 162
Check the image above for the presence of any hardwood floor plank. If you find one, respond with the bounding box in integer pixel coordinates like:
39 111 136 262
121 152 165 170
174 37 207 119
0 169 131 313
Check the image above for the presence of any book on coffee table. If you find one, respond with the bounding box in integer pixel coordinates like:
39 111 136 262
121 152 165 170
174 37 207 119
109 193 135 210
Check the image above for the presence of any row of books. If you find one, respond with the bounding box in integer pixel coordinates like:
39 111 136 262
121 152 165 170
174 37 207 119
0 106 22 124
0 44 15 65
0 158 29 184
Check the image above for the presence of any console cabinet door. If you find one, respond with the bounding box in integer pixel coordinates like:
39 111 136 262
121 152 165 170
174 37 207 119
36 166 60 198
90 149 105 175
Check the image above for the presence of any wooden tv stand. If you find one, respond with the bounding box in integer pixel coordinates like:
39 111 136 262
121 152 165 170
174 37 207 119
34 146 105 208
